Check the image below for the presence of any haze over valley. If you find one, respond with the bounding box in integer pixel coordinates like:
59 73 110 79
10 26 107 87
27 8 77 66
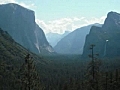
0 1 120 90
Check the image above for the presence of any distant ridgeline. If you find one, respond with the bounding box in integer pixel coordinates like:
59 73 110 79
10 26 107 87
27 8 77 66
0 3 54 54
54 24 102 54
82 11 120 58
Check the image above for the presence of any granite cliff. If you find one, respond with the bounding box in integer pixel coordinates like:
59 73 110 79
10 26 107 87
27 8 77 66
0 3 54 54
82 12 120 58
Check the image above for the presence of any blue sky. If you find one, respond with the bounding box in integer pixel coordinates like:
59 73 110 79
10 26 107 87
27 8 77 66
0 0 119 34
34 0 120 20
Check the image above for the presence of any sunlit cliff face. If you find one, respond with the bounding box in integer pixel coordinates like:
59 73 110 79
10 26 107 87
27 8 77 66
0 3 54 54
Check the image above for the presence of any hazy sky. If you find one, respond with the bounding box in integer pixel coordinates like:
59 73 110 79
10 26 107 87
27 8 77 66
0 0 119 34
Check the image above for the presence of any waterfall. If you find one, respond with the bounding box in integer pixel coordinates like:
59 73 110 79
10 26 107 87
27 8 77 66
34 29 41 53
103 40 109 56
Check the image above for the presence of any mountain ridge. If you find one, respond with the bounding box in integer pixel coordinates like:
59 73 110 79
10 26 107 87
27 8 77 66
46 31 70 47
82 11 120 58
0 3 54 54
0 27 47 65
54 23 102 54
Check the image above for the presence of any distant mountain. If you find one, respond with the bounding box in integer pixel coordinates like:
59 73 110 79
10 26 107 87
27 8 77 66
0 3 54 54
54 24 102 54
82 11 120 58
46 31 70 47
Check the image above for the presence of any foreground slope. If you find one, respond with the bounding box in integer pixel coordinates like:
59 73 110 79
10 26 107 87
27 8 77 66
0 3 54 54
0 28 46 66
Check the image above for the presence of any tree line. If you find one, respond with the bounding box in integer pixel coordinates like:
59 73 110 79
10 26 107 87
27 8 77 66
0 45 120 90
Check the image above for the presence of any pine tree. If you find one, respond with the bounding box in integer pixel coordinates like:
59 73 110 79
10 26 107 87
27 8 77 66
19 54 43 90
0 60 17 90
105 72 108 90
114 69 119 90
86 44 101 90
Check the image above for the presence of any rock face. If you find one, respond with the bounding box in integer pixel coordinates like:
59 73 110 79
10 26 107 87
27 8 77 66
82 11 120 58
46 31 70 47
0 3 54 54
54 24 101 54
0 27 47 67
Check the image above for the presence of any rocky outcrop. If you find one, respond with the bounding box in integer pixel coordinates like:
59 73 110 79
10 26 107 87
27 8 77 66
82 11 120 58
0 3 54 54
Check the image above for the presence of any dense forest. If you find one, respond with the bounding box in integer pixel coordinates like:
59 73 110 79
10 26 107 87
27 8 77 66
0 27 120 90
1 52 120 90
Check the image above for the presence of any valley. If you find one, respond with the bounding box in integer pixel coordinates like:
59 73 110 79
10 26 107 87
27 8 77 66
0 2 120 90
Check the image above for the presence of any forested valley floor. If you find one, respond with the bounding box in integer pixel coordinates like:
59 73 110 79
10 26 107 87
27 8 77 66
1 53 120 90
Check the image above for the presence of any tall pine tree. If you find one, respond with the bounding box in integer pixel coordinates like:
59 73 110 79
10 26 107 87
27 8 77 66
19 54 43 90
86 44 101 90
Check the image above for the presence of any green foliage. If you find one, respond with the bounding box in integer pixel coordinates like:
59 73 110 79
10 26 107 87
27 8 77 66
0 28 120 90
19 54 43 90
